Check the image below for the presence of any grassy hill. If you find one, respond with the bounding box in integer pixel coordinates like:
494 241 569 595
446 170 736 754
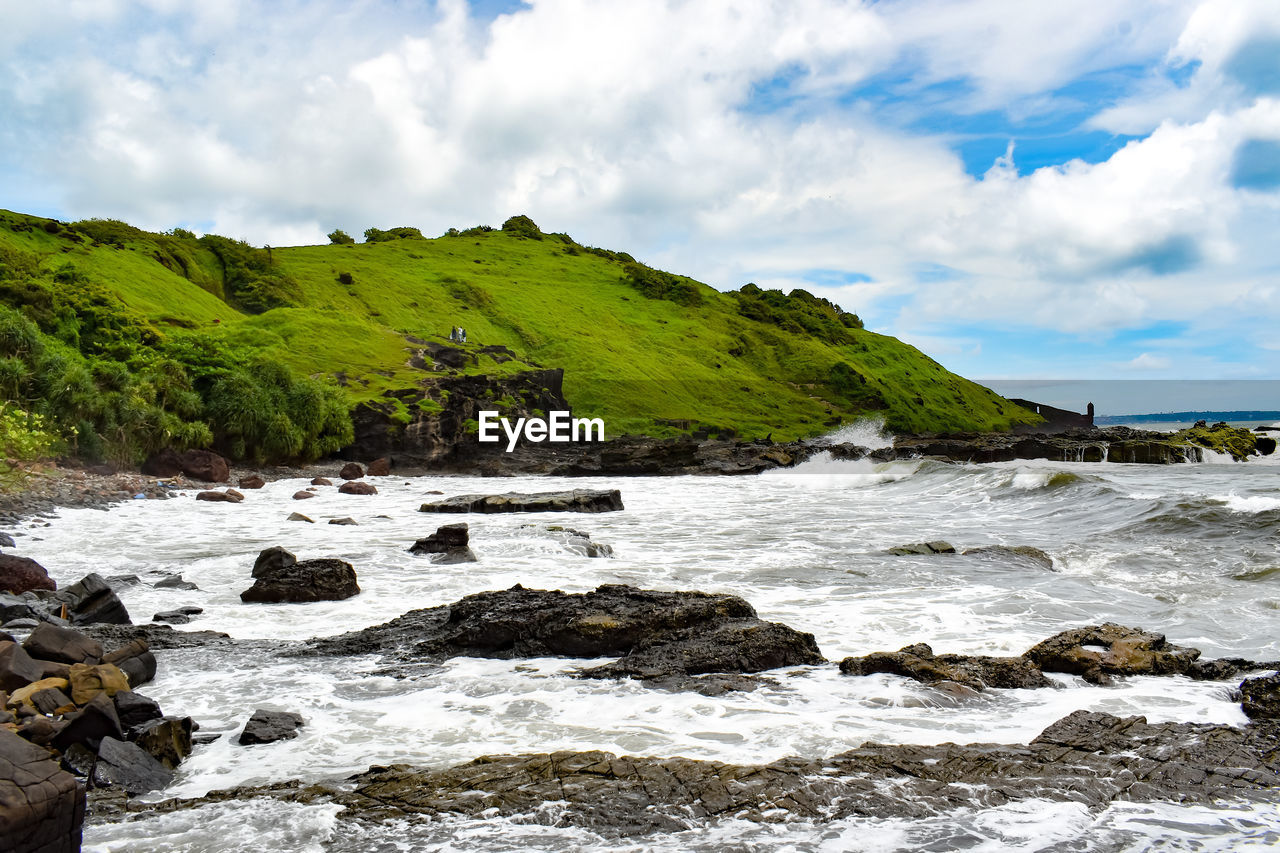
0 209 1035 463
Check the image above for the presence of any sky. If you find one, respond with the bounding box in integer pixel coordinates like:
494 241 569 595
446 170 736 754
2 0 1279 389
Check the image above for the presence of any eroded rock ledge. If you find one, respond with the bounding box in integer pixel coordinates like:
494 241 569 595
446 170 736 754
299 584 825 692
124 710 1280 836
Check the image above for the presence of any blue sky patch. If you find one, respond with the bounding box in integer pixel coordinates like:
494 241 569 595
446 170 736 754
1231 138 1280 190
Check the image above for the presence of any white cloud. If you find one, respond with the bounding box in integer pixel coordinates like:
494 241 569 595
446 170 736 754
1122 352 1173 370
0 0 1277 377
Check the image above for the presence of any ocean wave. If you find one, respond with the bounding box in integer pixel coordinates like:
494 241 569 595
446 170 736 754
763 452 922 485
815 417 895 449
1210 493 1280 513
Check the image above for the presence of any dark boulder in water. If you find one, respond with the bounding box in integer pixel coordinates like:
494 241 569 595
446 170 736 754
338 481 377 496
302 584 824 687
237 709 304 745
962 545 1054 570
339 462 364 480
886 541 954 555
240 558 359 604
840 642 1051 690
419 489 623 514
408 523 476 563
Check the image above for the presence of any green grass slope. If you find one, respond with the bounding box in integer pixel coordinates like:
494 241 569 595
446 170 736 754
0 209 1036 441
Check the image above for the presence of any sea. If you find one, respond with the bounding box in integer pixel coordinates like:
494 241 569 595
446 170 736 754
13 421 1280 852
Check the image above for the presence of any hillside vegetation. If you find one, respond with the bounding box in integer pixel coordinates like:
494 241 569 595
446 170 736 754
0 208 1034 464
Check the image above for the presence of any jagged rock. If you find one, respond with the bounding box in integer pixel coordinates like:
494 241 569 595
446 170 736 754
195 490 240 503
0 555 55 595
15 716 60 746
1023 623 1201 683
101 640 157 688
151 612 189 625
1258 436 1277 455
240 559 360 604
339 462 364 480
547 526 613 557
338 481 377 496
66 663 129 705
0 532 16 548
33 574 130 626
287 512 314 523
429 547 477 564
129 717 193 769
420 489 623 514
237 474 266 490
408 523 469 553
21 624 102 665
238 710 304 745
153 574 197 591
304 584 824 685
292 491 315 500
582 620 824 683
112 691 162 730
0 727 85 853
0 642 45 692
51 693 122 752
839 643 1052 690
165 709 1278 835
886 541 955 556
328 517 358 526
177 449 230 483
367 457 390 476
86 625 228 651
91 737 173 794
252 547 296 579
0 594 40 625
1241 673 1280 719
29 687 74 716
962 545 1054 570
310 477 332 487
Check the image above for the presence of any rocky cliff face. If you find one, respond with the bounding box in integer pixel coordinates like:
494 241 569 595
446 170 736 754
344 369 568 466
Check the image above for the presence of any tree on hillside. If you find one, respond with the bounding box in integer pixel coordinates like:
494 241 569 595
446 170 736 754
328 229 355 244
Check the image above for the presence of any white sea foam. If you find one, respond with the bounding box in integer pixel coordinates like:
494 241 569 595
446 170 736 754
1211 492 1280 513
16 459 1280 850
816 416 894 449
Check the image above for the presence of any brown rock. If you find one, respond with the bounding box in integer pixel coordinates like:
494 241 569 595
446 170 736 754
839 643 1051 690
139 448 183 478
195 490 239 503
66 663 130 705
7 678 71 709
367 457 390 476
0 727 85 852
0 555 55 595
338 481 377 496
292 491 316 500
287 512 314 522
1024 623 1201 682
178 449 230 483
339 462 364 480
310 477 332 486
237 474 266 489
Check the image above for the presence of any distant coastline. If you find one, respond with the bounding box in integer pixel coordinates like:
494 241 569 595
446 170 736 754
1094 410 1280 426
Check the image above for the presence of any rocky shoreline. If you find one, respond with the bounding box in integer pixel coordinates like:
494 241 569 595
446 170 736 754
67 584 1280 838
0 422 1272 527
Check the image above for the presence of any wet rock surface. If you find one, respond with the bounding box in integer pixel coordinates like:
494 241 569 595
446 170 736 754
0 727 84 853
237 710 304 746
302 584 824 686
240 551 360 604
407 523 476 562
840 642 1052 690
419 489 623 514
1025 623 1206 683
131 710 1280 836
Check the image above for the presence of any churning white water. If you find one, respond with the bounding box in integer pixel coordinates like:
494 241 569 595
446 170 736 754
11 454 1280 851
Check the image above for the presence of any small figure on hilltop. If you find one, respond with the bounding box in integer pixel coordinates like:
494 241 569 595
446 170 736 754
460 328 467 343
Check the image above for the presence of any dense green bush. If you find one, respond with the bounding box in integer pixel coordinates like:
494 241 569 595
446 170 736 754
328 229 355 245
622 262 704 306
364 226 424 243
198 234 301 313
734 285 861 344
501 215 543 240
